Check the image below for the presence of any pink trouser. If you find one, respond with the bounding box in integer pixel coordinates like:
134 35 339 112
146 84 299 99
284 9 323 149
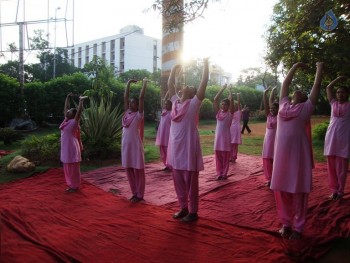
327 156 349 195
126 168 145 198
231 144 238 160
215 150 231 177
172 169 199 213
274 191 309 233
159 145 168 166
263 158 273 182
63 162 81 189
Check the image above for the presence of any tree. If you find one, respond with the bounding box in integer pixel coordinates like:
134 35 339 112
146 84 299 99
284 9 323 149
265 0 350 81
117 69 152 83
236 67 279 90
0 74 23 127
149 0 220 31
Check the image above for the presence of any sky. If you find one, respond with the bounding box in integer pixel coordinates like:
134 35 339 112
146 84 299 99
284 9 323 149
0 0 278 81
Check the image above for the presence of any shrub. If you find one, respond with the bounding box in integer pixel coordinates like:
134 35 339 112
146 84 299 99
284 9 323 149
200 98 214 119
21 133 60 164
312 121 329 141
0 128 24 145
81 97 123 160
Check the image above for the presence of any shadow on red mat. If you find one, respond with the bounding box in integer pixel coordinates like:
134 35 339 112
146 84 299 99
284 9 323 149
1 154 349 262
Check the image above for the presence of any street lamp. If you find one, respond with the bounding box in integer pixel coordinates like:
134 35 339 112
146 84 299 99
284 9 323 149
53 6 60 79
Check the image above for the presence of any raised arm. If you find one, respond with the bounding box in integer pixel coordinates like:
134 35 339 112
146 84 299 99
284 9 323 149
309 62 324 105
228 89 234 114
168 64 182 98
196 58 209 100
138 78 148 113
235 93 241 112
280 62 307 100
263 87 271 117
75 96 88 122
213 84 227 113
124 79 138 112
326 76 346 102
270 87 277 104
64 92 73 115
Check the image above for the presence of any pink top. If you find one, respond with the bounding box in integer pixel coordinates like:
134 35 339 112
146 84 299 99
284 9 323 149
262 113 277 158
121 110 145 169
214 110 233 151
167 95 204 171
230 111 242 144
271 97 314 193
324 100 350 158
155 110 171 146
60 118 81 163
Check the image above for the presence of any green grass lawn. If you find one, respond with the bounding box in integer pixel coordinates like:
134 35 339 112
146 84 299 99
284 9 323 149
0 118 327 183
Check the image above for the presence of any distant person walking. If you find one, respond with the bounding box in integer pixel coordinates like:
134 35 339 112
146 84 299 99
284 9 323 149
60 93 88 193
122 78 148 203
241 105 251 134
324 76 350 201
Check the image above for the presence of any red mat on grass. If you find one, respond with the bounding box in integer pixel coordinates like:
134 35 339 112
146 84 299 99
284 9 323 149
0 154 349 262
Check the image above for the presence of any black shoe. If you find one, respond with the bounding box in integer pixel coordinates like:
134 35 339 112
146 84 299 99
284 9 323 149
181 213 198 222
131 196 144 203
172 208 189 219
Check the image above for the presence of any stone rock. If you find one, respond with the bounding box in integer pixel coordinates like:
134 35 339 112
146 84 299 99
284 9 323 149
7 155 35 173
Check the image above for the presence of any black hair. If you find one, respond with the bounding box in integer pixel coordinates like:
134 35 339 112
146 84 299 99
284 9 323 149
130 96 139 106
221 98 230 105
337 86 349 94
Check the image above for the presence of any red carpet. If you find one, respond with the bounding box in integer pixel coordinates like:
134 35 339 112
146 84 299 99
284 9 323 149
1 154 350 262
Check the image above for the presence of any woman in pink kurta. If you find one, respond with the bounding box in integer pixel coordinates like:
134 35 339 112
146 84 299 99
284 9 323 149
167 58 209 223
324 76 350 200
262 87 278 186
230 93 242 162
213 85 233 180
155 96 172 171
122 79 147 203
271 62 324 240
60 93 87 193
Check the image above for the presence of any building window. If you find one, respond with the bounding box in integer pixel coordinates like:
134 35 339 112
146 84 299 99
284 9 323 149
93 43 97 56
85 45 89 63
120 38 125 49
70 48 75 65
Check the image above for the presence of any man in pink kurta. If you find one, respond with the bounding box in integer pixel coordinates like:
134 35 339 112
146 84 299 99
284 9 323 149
155 100 172 171
324 78 350 200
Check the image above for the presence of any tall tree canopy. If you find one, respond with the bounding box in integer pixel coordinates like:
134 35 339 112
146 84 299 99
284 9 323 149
265 0 350 81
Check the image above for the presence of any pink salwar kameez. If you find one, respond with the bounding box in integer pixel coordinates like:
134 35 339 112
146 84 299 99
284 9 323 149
60 118 82 190
262 114 277 183
271 97 314 233
167 95 203 214
230 111 242 161
214 110 232 178
324 100 350 196
122 110 145 199
155 109 172 169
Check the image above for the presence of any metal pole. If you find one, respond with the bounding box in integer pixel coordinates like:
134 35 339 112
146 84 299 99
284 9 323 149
53 6 60 79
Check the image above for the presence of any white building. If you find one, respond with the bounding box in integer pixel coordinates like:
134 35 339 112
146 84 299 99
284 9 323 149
66 25 161 74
